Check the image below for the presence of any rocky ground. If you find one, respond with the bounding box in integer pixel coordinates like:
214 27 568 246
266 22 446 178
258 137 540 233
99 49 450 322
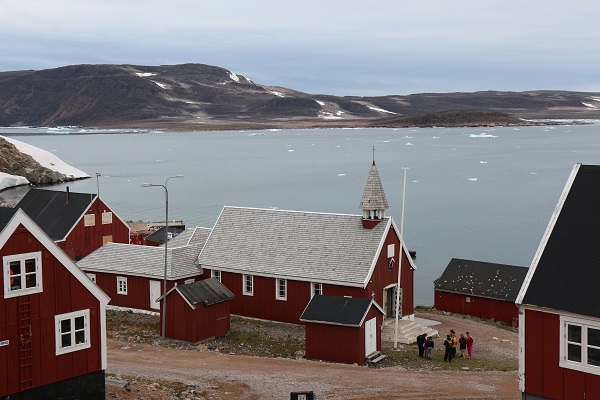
104 310 520 399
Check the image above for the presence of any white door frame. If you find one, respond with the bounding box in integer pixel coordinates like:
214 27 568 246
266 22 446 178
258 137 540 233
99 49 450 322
149 280 161 310
365 317 377 356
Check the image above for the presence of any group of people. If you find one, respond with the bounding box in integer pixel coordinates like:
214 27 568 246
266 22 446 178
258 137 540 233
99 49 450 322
416 330 474 362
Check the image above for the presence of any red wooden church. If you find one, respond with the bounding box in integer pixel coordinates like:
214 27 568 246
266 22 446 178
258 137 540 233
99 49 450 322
197 161 416 325
0 208 110 400
16 188 130 261
517 164 600 399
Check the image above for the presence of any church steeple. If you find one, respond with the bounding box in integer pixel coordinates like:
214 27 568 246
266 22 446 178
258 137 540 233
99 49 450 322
359 156 389 228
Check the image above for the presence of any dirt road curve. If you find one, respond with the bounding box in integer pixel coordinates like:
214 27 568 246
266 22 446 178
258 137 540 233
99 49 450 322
107 339 520 399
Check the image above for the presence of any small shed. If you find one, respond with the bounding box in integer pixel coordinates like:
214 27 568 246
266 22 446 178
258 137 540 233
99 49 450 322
434 258 527 326
160 278 234 343
300 295 385 365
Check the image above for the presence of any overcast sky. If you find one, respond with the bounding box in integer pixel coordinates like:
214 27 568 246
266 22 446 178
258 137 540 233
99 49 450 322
1 1 599 96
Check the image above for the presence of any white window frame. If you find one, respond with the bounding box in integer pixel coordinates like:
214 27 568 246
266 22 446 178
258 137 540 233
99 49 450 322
311 282 322 297
117 276 128 295
55 309 90 355
387 243 395 258
3 251 43 298
243 274 253 296
84 214 96 227
560 315 600 375
102 211 113 224
211 269 221 282
86 273 96 284
276 278 287 301
184 278 195 285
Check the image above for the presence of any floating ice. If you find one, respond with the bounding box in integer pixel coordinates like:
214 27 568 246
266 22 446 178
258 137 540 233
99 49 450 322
288 150 295 152
468 178 478 181
338 174 346 176
469 133 497 138
480 161 488 164
405 142 414 146
135 72 156 77
530 172 538 175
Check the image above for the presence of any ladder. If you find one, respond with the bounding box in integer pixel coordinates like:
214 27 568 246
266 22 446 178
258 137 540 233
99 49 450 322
18 296 33 390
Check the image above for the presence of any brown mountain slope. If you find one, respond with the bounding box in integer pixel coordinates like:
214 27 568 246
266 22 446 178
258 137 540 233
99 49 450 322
0 63 599 130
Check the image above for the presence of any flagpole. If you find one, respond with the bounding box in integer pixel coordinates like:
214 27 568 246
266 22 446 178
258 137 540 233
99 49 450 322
394 165 407 349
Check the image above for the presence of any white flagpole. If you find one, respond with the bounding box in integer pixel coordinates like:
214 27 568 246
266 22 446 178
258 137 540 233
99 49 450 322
394 165 407 349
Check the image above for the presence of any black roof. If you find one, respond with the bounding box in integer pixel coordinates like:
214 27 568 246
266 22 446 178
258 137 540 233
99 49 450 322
145 226 186 244
434 258 527 301
175 278 234 307
15 188 96 241
0 207 18 231
300 295 382 327
521 164 600 317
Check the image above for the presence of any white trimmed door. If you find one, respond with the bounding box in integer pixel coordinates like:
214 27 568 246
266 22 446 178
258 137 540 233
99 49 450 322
149 280 161 310
365 317 377 356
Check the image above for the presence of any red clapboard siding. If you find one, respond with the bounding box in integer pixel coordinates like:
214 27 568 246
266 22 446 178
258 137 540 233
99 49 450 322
435 291 519 326
165 293 231 342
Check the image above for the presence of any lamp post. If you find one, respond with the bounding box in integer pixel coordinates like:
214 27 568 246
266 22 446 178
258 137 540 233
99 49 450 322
141 175 184 338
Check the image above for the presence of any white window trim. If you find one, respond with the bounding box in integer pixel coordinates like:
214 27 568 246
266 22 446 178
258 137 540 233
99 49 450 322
184 278 195 285
387 243 395 258
560 315 600 375
101 211 113 224
84 214 96 227
243 274 253 296
211 269 221 282
3 251 43 298
55 309 91 355
117 276 128 295
311 282 322 298
276 278 287 301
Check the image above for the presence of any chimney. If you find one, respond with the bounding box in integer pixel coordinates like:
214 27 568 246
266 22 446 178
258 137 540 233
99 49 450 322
66 186 70 204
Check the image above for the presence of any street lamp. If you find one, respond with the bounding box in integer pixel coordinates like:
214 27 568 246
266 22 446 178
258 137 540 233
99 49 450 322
141 175 184 338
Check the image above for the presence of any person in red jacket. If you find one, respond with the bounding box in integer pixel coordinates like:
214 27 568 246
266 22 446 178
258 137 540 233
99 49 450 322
466 331 474 359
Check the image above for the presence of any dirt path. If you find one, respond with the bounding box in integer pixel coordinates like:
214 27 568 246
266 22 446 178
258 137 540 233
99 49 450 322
106 312 521 399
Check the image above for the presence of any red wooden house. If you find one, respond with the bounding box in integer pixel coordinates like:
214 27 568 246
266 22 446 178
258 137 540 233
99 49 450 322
300 295 385 364
159 277 234 342
0 208 109 400
434 258 527 326
517 164 600 399
16 188 130 261
77 227 210 313
197 161 416 325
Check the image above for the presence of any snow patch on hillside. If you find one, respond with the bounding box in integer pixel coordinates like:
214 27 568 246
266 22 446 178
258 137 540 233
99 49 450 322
0 173 30 191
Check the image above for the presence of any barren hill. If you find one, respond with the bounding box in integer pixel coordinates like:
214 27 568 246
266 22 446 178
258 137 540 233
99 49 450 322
0 63 599 130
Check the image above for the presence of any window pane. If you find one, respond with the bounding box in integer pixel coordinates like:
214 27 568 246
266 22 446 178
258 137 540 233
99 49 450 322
61 319 72 333
11 276 21 290
25 259 36 273
588 347 600 367
61 333 71 348
9 260 21 274
75 316 85 330
568 325 582 343
25 273 37 288
589 328 600 347
568 343 582 362
75 330 86 344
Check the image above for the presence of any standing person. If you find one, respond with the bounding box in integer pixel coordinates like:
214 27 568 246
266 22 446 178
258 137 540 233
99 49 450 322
416 333 427 358
450 330 458 359
443 335 453 362
466 332 474 359
425 336 434 360
459 333 467 358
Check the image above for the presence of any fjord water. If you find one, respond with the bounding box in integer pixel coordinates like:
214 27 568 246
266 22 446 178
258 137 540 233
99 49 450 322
2 124 600 306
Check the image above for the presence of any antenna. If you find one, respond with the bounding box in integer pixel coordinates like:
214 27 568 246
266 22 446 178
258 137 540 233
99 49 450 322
372 145 376 165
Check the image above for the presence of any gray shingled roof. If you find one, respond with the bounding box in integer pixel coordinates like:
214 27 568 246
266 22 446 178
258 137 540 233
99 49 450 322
197 206 393 287
359 162 389 211
161 227 211 248
434 258 527 301
77 241 204 279
172 277 234 308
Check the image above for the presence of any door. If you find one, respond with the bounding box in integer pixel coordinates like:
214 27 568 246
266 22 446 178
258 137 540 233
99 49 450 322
365 317 377 356
149 280 161 310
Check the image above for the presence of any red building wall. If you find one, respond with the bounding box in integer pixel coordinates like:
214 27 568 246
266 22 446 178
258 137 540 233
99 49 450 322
164 294 230 342
58 198 130 261
434 291 519 326
89 271 200 313
523 309 600 399
305 306 383 364
0 225 103 398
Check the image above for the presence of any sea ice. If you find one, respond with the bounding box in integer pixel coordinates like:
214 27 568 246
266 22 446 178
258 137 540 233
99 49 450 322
469 133 497 138
468 178 478 181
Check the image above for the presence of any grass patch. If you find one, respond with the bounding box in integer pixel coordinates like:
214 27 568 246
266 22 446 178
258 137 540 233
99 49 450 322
375 348 517 371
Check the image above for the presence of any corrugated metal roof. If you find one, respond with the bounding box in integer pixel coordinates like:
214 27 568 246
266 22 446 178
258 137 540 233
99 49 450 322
16 188 95 240
77 241 204 279
176 277 234 306
0 207 18 231
197 206 391 287
434 258 527 301
521 164 600 317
